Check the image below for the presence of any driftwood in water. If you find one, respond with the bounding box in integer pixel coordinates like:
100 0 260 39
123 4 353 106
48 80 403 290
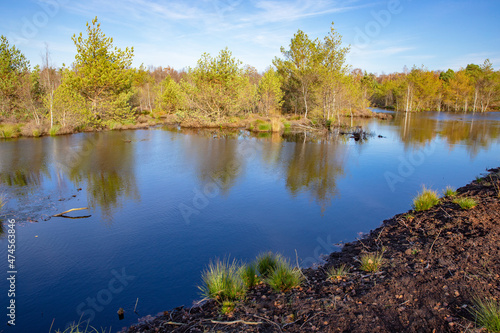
53 207 91 219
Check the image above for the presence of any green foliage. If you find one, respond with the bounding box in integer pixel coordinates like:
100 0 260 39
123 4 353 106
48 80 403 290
199 258 246 303
274 23 351 120
412 186 440 212
0 124 20 138
221 300 236 315
256 252 284 278
453 197 478 210
66 17 135 125
265 259 303 292
327 264 350 280
258 67 284 115
0 35 30 117
239 263 259 289
470 297 500 332
49 125 61 136
183 48 251 120
443 186 457 197
257 122 272 131
155 76 184 113
359 249 384 273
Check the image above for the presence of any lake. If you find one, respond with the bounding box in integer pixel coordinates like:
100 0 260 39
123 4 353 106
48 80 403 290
1 110 499 332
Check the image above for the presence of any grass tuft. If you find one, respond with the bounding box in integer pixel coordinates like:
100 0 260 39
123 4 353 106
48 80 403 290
239 263 259 289
443 186 457 198
49 125 61 136
257 122 272 132
256 252 284 279
327 264 350 281
52 321 108 333
265 260 303 292
199 258 246 303
412 186 440 212
359 249 385 273
470 297 500 332
453 197 478 210
221 300 236 315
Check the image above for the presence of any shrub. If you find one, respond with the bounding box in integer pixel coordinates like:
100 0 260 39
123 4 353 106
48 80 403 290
199 258 246 303
470 297 500 333
412 186 440 212
359 250 384 273
257 252 284 278
443 186 457 198
453 197 478 210
265 260 303 292
327 264 350 281
239 263 259 289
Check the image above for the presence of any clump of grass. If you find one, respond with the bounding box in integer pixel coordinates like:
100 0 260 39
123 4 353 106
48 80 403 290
199 258 246 303
52 321 108 333
327 264 350 281
453 197 478 210
258 122 272 131
412 186 440 212
0 124 19 139
49 125 61 136
469 297 500 332
256 252 283 278
403 212 415 221
443 186 457 198
239 263 259 289
265 260 303 292
0 194 5 211
32 129 41 137
283 121 291 129
359 249 385 273
221 300 236 315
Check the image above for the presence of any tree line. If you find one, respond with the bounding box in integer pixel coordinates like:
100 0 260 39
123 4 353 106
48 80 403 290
364 62 500 112
1 17 499 135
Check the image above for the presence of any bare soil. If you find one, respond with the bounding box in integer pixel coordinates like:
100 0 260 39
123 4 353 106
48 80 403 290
122 168 500 333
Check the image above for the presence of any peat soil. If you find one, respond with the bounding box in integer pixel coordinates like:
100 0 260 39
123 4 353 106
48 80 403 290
122 168 500 333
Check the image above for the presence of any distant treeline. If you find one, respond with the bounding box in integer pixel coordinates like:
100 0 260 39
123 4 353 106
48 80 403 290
1 17 499 135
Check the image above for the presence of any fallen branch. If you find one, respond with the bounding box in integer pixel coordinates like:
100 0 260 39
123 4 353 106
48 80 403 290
211 319 262 325
53 207 90 219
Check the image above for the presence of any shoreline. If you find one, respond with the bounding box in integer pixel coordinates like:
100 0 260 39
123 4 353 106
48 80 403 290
122 168 500 333
0 109 391 140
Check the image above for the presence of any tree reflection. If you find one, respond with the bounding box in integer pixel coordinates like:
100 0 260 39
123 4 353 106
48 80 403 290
183 130 243 194
280 139 347 213
391 112 500 157
0 139 49 188
61 132 139 223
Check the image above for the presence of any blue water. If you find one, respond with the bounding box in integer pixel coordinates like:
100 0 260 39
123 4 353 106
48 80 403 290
0 110 499 332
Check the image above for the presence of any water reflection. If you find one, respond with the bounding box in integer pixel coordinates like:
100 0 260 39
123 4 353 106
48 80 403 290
60 133 139 222
391 111 500 156
0 139 49 188
280 140 347 213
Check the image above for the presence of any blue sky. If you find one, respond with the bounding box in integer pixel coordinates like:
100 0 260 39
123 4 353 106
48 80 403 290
1 0 499 74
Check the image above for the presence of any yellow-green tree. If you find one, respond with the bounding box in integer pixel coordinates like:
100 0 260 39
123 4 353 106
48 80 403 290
258 67 283 115
182 48 250 119
65 17 135 125
0 35 29 117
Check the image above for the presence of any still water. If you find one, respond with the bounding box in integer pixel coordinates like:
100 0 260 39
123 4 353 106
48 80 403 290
0 110 499 332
